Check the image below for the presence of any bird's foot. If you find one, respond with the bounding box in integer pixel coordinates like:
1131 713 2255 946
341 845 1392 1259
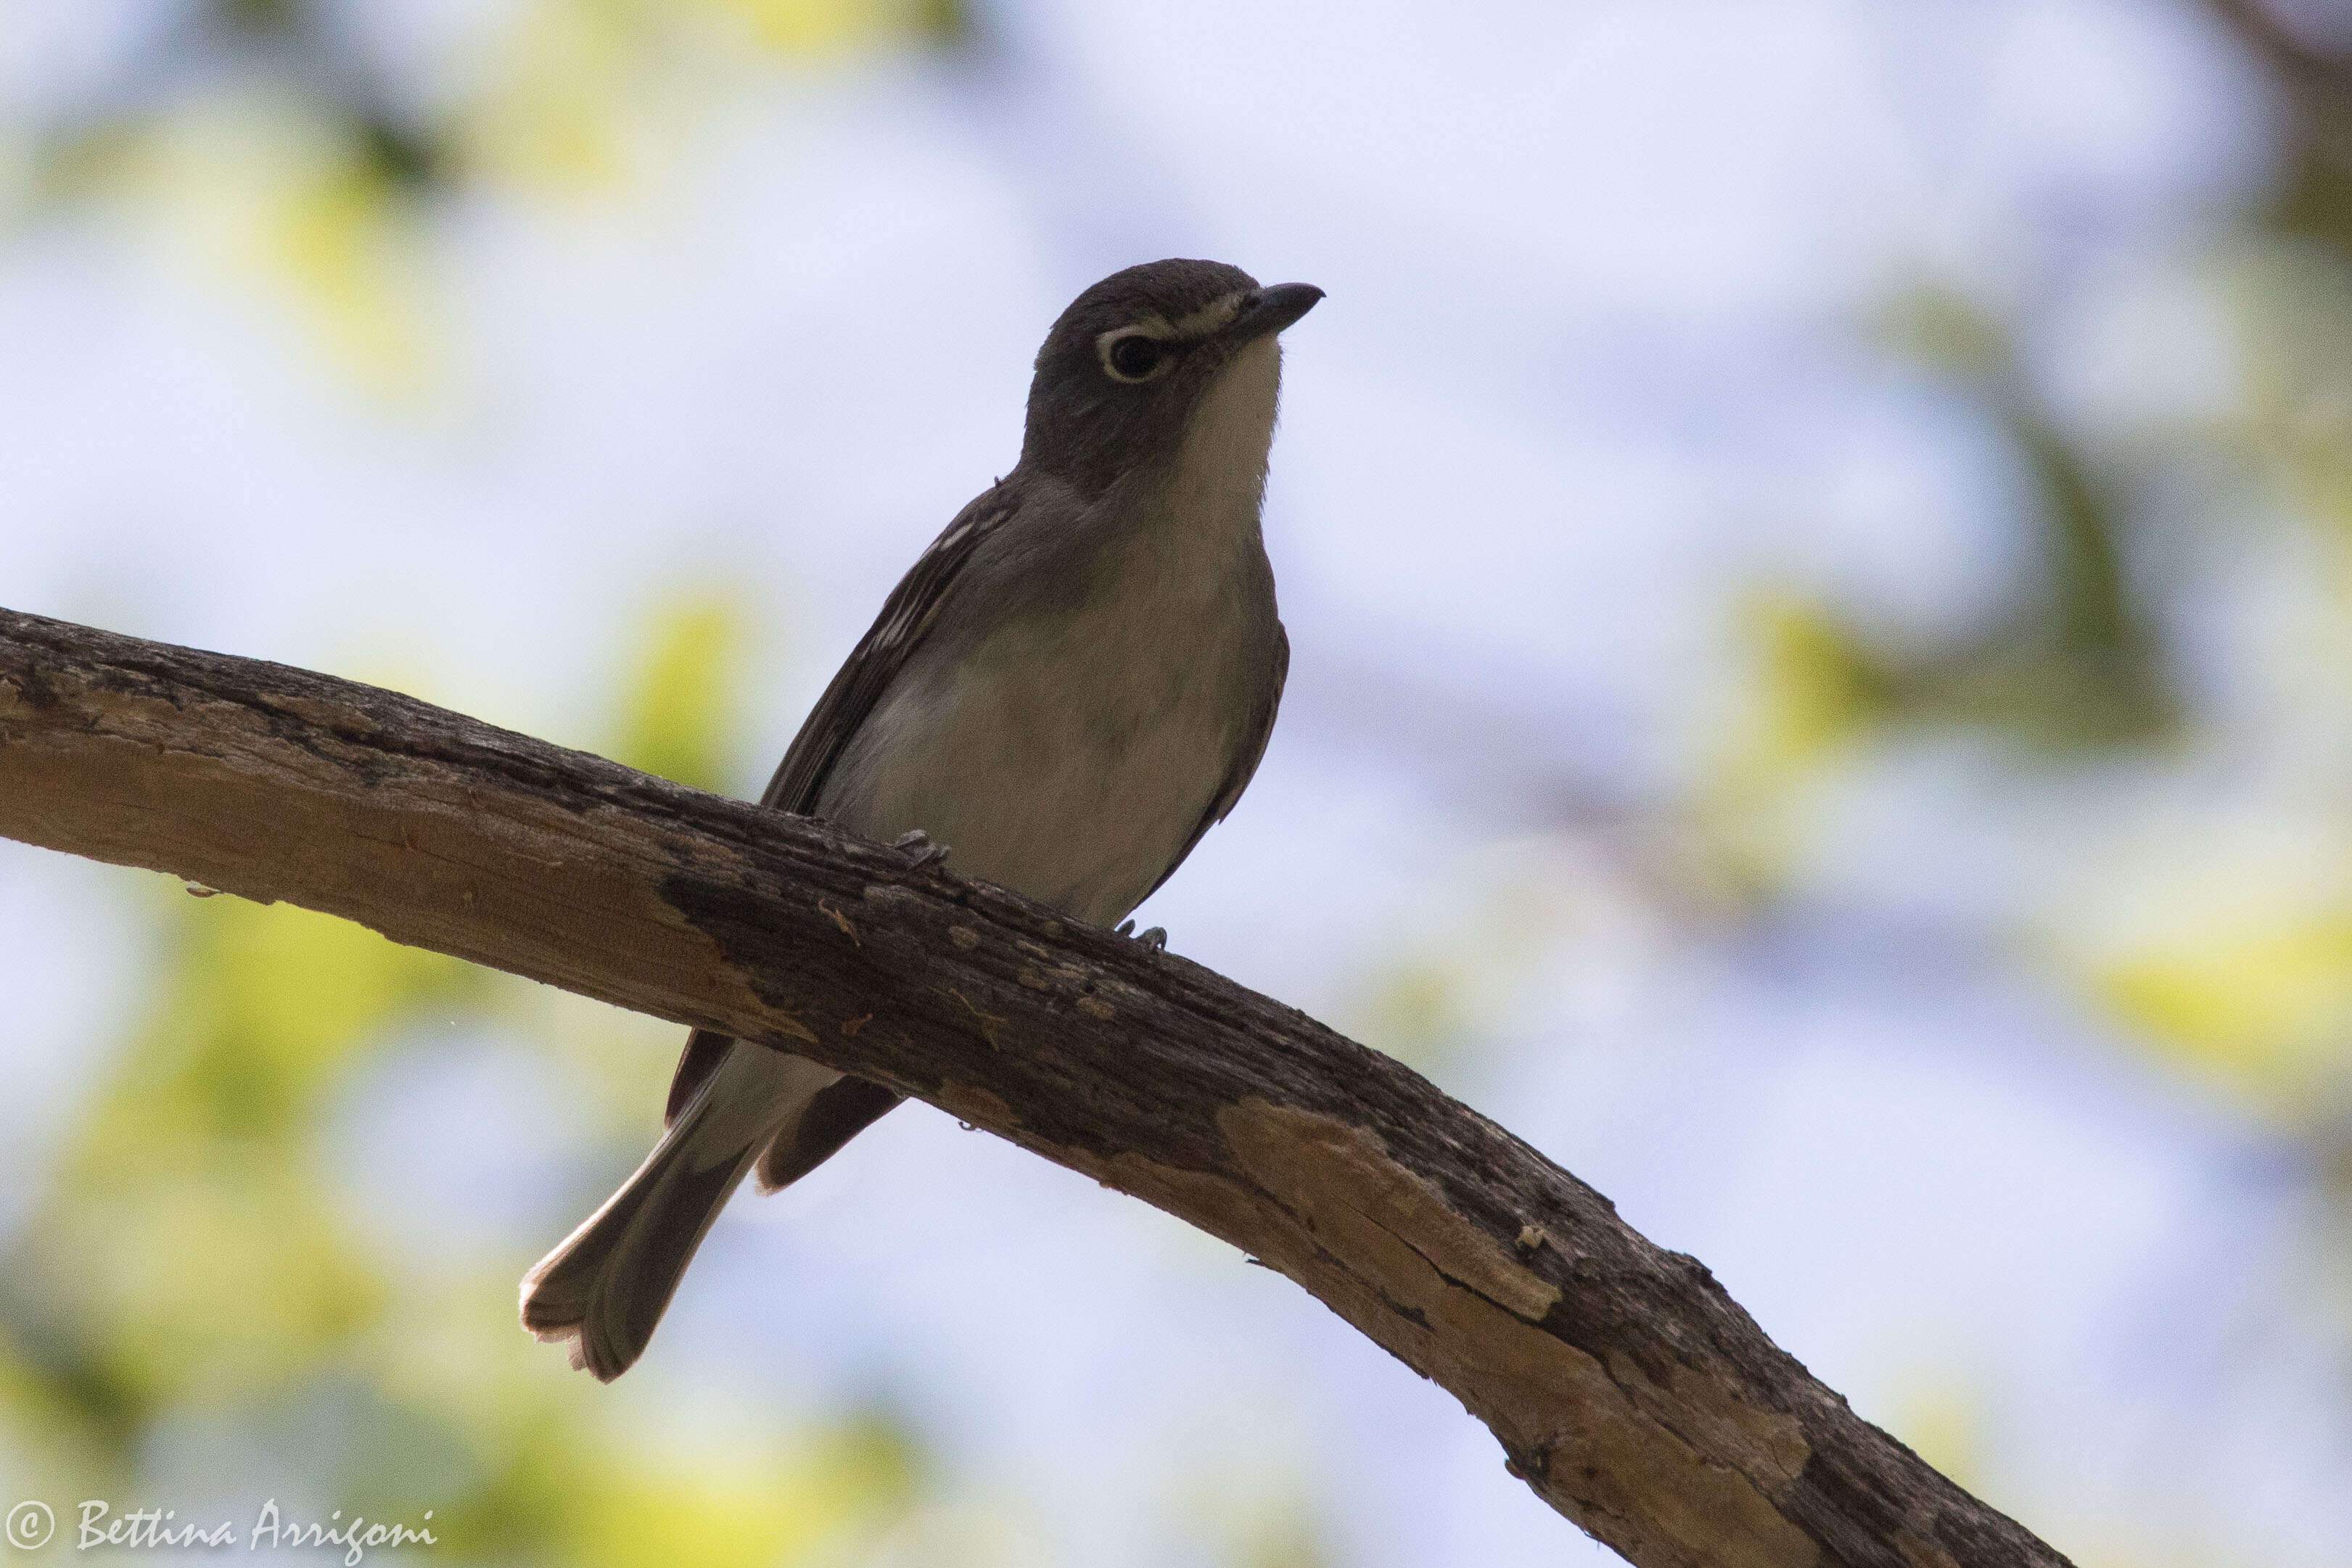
1116 920 1167 954
895 829 950 870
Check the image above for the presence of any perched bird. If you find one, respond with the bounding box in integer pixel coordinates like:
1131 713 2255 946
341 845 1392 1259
522 258 1321 1379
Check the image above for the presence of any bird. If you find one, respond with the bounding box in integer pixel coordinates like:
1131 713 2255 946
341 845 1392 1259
520 258 1322 1380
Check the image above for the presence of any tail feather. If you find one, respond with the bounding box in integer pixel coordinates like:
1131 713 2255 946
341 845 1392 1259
520 1045 839 1380
754 1076 905 1193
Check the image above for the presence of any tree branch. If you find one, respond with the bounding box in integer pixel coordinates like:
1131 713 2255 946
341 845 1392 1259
0 606 2069 1568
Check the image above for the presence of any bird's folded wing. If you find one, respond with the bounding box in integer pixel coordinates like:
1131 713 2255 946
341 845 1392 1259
1138 620 1288 906
665 487 1020 1125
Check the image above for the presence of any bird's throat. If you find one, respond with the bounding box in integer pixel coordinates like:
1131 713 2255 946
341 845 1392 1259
1161 334 1281 551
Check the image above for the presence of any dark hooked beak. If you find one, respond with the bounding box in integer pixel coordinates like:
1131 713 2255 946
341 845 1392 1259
1225 282 1324 343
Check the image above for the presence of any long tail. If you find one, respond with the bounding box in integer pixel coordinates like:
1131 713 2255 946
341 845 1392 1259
520 1043 839 1381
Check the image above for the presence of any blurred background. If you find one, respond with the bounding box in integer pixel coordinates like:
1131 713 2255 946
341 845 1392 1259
4 1 2352 1564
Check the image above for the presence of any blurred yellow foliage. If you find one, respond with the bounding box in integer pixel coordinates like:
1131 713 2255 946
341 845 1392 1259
1354 957 1465 1070
160 892 480 1128
1229 1492 1328 1568
569 1423 914 1567
263 163 432 395
73 96 439 397
1891 1381 1986 1497
25 0 960 396
710 0 937 56
2094 913 2352 1110
30 896 469 1407
1695 590 1883 891
465 1 641 192
613 590 757 794
0 619 921 1561
458 0 962 192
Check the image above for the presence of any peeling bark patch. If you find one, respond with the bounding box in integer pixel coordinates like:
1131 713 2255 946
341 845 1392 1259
651 871 820 1043
744 1010 821 1047
1604 1350 1814 1493
934 1081 1019 1132
819 898 861 944
1899 1534 1966 1568
1384 1297 1433 1330
947 987 1007 1048
1790 1446 1954 1568
1218 1099 1561 1322
1211 1100 1818 1568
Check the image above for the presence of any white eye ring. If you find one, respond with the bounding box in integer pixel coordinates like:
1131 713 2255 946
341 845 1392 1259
1098 329 1172 383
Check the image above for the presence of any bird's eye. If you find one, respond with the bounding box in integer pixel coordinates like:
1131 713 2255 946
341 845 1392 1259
1104 334 1164 382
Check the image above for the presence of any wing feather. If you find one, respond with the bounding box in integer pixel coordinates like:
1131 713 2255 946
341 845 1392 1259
760 495 1015 816
1137 620 1288 906
665 490 1016 1123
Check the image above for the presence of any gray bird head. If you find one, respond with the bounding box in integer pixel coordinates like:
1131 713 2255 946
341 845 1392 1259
1019 259 1323 498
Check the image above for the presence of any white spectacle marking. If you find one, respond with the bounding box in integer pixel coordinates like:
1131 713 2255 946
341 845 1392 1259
1091 291 1250 374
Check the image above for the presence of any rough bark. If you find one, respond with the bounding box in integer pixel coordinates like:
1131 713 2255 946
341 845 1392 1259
0 606 2071 1568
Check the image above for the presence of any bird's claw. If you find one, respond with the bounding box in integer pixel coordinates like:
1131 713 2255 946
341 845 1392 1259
894 829 950 870
1116 920 1167 954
